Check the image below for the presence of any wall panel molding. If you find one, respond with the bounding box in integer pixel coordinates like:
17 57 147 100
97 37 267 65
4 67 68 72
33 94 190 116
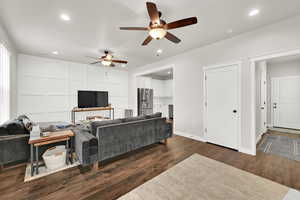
18 54 129 122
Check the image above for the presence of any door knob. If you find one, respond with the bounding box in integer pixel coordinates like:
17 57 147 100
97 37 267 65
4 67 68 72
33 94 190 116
233 110 237 113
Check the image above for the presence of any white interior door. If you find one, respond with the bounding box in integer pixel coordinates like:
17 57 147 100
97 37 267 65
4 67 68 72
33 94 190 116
260 64 267 133
205 65 240 150
272 76 300 129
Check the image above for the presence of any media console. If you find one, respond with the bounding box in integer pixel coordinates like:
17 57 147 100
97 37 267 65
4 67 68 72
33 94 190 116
71 106 114 123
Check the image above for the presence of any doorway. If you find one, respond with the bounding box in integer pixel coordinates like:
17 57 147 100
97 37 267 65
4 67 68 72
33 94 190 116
135 67 174 120
254 53 300 161
204 63 241 150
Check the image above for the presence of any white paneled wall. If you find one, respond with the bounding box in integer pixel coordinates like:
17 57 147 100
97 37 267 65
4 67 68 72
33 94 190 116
17 54 129 122
137 76 173 117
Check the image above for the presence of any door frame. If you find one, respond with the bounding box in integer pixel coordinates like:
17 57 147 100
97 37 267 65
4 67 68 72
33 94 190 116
260 63 267 134
203 61 242 151
255 61 268 142
250 48 300 155
271 75 300 128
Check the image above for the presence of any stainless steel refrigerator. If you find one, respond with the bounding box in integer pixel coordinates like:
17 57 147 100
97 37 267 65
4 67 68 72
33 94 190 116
137 88 153 115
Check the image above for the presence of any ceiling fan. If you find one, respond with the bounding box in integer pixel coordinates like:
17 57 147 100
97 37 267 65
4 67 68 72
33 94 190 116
120 2 197 46
89 51 128 67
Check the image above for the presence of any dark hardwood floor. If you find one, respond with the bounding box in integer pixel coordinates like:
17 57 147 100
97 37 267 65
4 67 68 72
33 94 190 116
1 135 300 200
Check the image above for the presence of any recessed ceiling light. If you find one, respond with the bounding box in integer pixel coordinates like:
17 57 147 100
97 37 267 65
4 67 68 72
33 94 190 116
167 71 171 74
157 49 163 54
249 9 260 17
52 51 59 55
60 14 71 21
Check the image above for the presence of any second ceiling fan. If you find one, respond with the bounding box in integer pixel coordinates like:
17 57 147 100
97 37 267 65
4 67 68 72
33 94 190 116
120 2 198 46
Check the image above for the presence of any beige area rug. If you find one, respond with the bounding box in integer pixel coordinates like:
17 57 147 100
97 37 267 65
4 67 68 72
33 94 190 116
118 154 300 200
24 161 80 182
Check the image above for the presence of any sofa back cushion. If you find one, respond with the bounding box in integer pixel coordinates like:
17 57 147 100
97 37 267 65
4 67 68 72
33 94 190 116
90 119 123 136
122 115 146 123
0 126 9 136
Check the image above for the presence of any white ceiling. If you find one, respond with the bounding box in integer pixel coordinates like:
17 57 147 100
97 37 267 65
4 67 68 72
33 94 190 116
143 68 173 80
1 0 300 68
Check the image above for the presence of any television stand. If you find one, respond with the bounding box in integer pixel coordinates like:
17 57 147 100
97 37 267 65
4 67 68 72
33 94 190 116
71 106 114 123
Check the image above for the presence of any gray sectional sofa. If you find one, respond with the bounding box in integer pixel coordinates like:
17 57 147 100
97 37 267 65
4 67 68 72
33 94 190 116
75 113 173 167
1 113 172 169
0 116 31 167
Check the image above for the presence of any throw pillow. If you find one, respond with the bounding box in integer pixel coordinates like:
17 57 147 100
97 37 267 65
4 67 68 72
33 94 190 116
18 115 33 132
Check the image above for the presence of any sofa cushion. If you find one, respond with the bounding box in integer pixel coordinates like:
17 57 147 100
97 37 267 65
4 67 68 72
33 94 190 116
145 112 162 119
122 115 146 123
0 126 9 136
91 119 123 135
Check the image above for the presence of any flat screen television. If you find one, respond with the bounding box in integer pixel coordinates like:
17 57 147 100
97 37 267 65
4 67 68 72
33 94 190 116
78 91 109 108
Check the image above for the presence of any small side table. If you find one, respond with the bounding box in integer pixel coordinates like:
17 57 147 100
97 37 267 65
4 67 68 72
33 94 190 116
28 130 74 176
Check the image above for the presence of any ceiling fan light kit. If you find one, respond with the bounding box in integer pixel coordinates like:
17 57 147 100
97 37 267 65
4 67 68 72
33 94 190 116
149 28 167 39
101 60 112 66
90 50 128 67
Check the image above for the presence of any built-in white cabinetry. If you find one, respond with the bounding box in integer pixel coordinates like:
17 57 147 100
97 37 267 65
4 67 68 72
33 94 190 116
136 76 152 89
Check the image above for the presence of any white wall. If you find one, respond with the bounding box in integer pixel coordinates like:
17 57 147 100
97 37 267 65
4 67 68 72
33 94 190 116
0 21 17 118
266 59 300 125
129 15 300 155
17 54 129 122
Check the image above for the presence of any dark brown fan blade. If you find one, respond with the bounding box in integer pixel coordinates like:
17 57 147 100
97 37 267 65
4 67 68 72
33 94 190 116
146 2 160 24
90 61 101 65
142 35 153 46
166 17 197 30
120 27 148 31
165 32 181 43
111 60 128 64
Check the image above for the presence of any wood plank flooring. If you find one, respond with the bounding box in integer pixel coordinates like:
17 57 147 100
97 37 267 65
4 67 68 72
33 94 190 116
0 135 300 200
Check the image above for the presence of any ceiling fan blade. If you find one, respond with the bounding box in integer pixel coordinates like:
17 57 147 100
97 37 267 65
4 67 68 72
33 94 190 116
166 17 198 30
120 27 148 31
146 2 160 24
142 36 153 46
165 32 181 43
110 63 116 67
111 60 128 64
90 61 101 65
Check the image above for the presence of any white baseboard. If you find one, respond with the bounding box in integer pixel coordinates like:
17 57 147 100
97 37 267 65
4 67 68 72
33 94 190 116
175 131 207 142
266 124 273 128
239 147 256 156
175 131 256 156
